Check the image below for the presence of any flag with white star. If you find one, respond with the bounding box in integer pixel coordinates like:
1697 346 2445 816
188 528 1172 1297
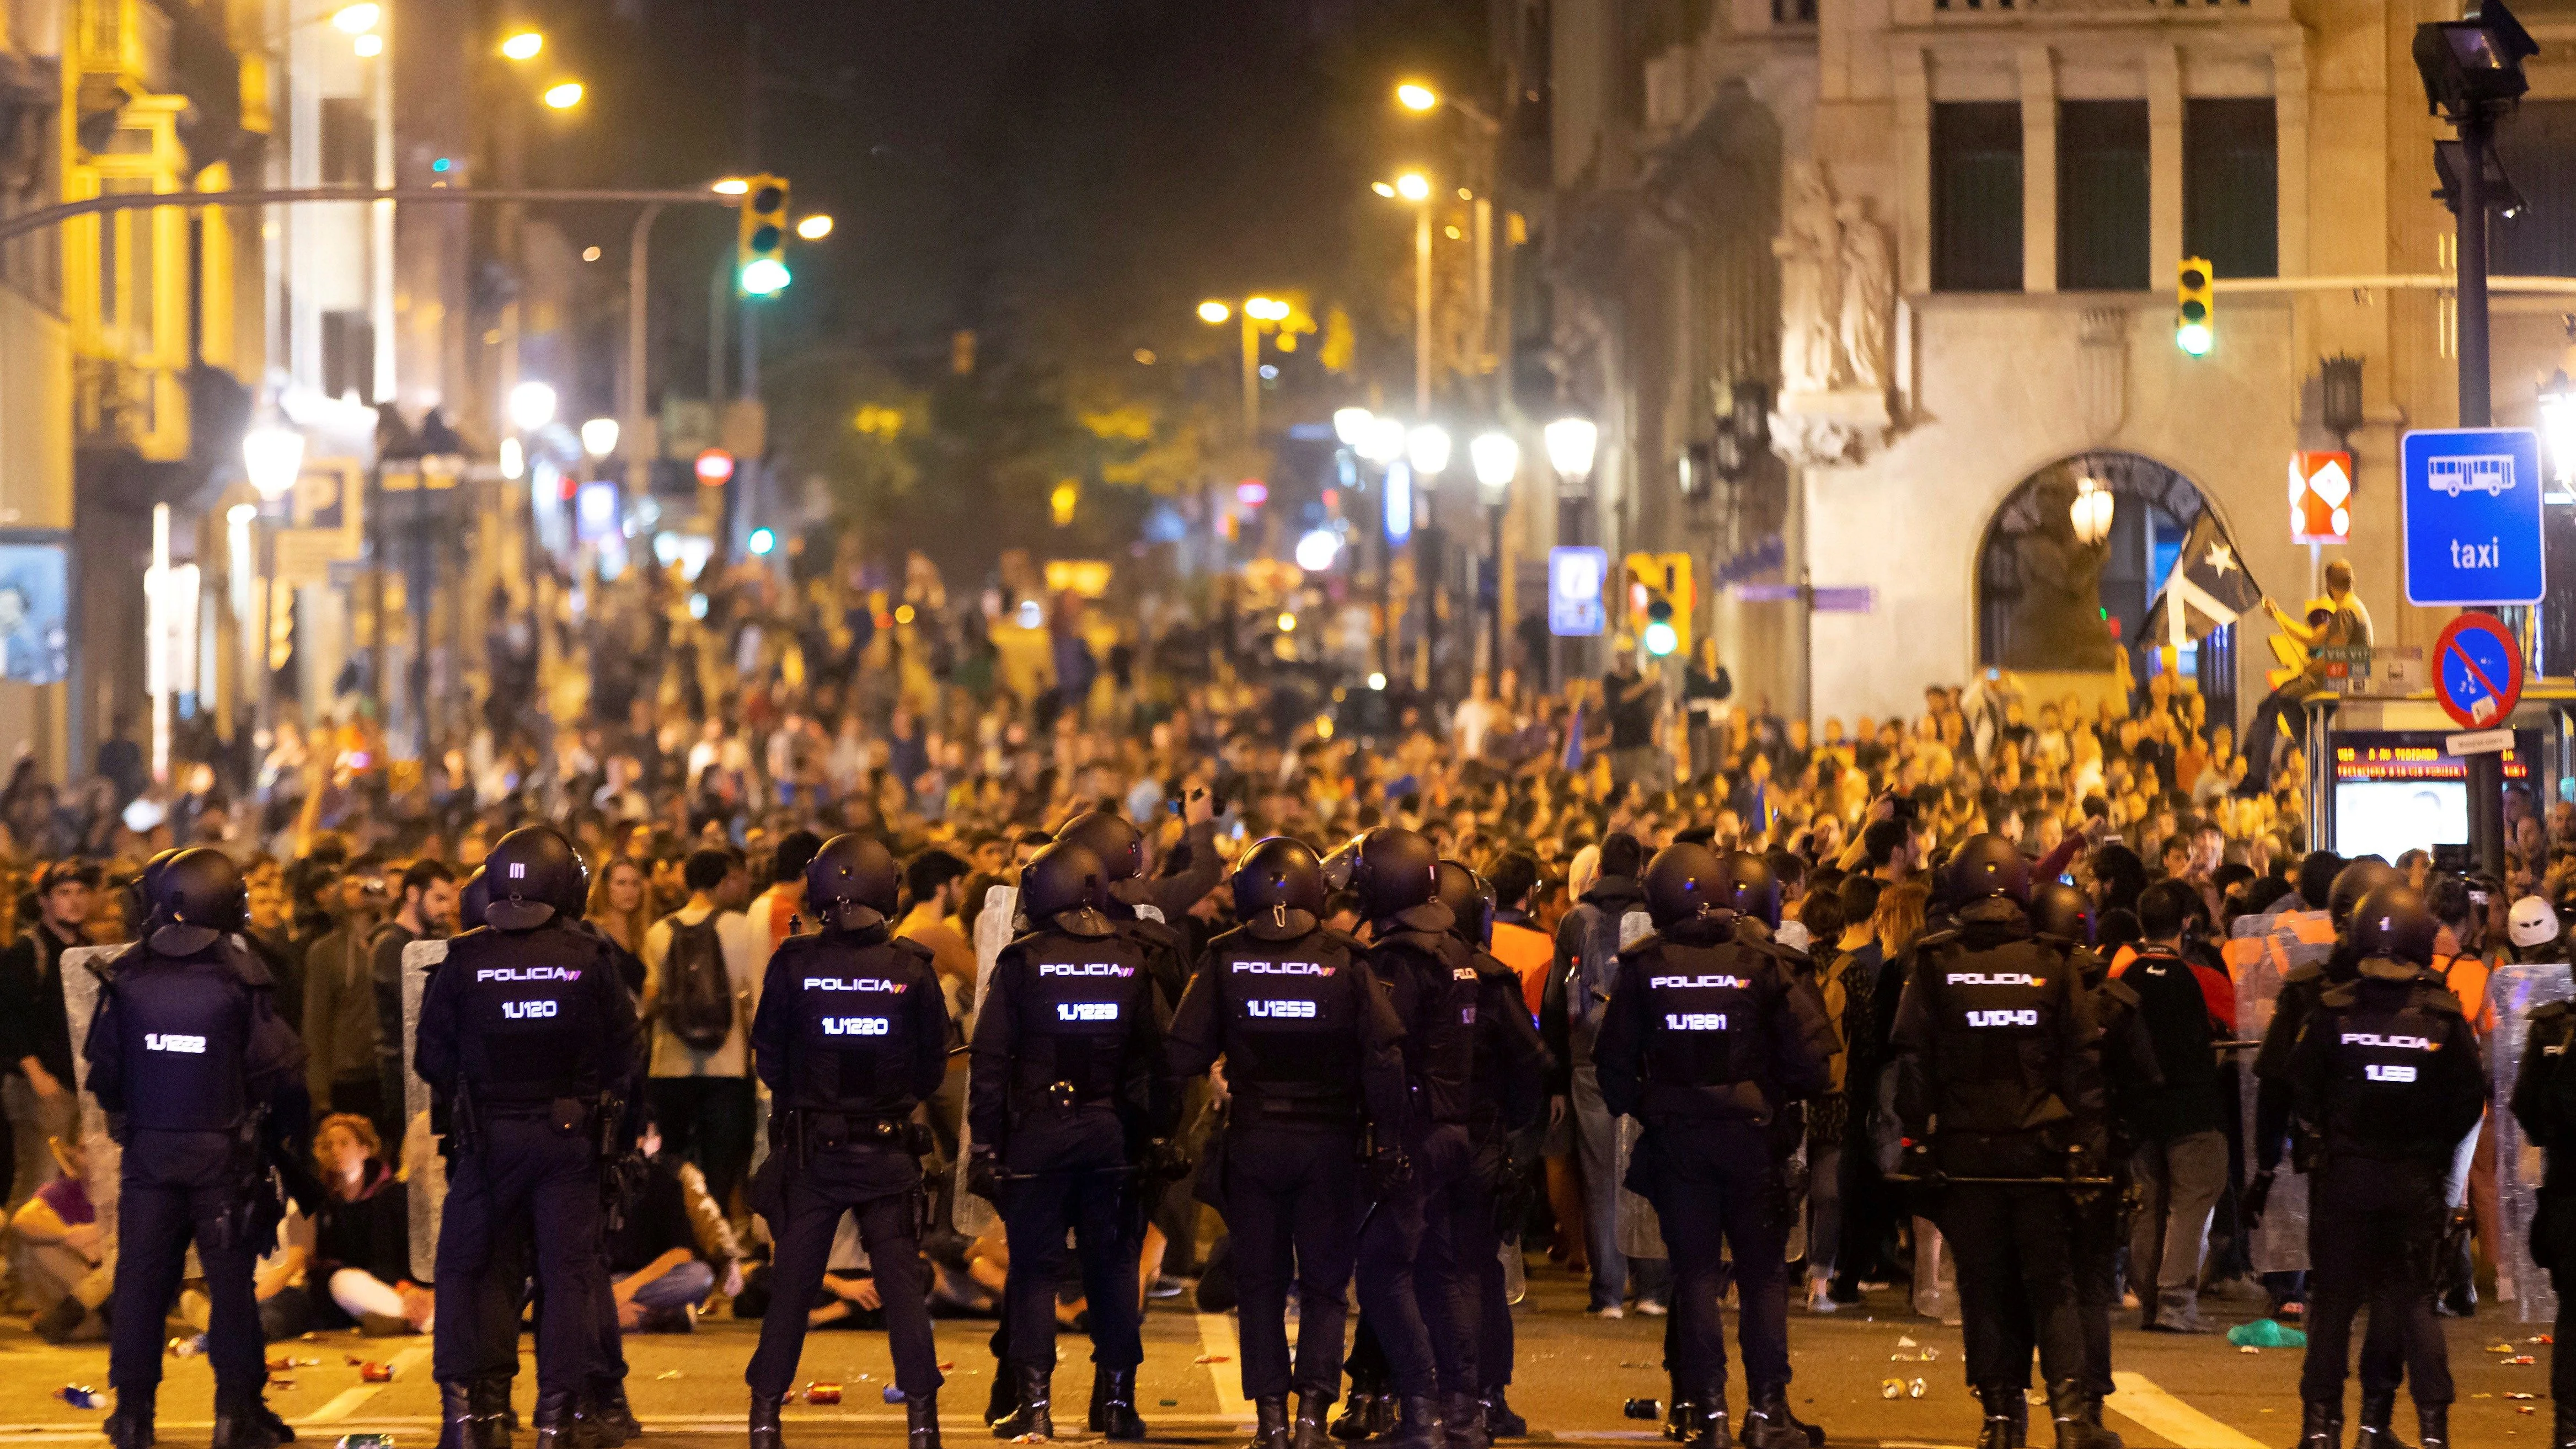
2141 510 2266 648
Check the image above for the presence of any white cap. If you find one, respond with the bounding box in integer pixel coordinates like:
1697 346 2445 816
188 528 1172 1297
2510 895 2561 950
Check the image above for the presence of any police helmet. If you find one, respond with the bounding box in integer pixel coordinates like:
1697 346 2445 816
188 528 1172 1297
148 847 247 956
1233 837 1326 926
1054 810 1145 884
805 834 900 933
483 825 584 932
1642 843 1726 931
2350 883 2438 967
132 848 181 925
1725 851 1781 929
458 867 490 931
1434 861 1495 949
2327 857 2402 934
1945 833 2031 907
1021 841 1115 938
2029 881 2095 945
1325 827 1444 929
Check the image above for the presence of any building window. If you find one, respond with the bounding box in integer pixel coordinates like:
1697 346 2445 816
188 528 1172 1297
1934 101 2022 292
322 309 374 402
322 97 371 187
2497 100 2576 277
2058 101 2149 291
2184 98 2277 280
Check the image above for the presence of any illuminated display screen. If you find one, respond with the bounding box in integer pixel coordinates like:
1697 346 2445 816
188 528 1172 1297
2331 730 2534 783
2331 730 2533 863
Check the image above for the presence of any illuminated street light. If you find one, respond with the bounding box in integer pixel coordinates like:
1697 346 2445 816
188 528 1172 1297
1295 528 1341 571
711 178 751 196
1407 423 1452 480
795 214 834 240
500 30 544 60
508 380 558 432
1470 431 1520 504
2071 477 2117 546
741 256 791 295
1357 415 1408 465
499 437 525 480
242 423 306 501
1544 416 1599 489
542 81 584 110
1371 181 1397 199
330 3 381 34
1245 296 1291 322
353 31 382 56
1333 407 1374 447
1197 300 1231 324
581 418 620 458
1393 172 1432 203
1395 82 1439 113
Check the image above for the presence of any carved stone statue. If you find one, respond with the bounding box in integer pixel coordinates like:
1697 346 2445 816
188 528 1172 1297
1835 198 1893 393
1773 162 1842 394
2002 475 2118 670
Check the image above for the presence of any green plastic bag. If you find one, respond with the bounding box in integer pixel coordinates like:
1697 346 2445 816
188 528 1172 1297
2227 1319 2308 1349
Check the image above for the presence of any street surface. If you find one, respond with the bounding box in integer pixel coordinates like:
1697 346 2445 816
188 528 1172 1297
0 1270 2555 1448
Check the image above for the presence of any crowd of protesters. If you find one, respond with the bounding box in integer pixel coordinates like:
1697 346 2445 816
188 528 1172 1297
0 549 2568 1355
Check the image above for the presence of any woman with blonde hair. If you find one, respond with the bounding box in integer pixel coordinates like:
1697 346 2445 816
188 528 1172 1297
586 856 651 955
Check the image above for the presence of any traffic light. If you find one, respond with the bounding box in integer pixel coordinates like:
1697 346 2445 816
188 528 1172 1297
737 174 790 295
1623 552 1694 659
2176 256 2214 356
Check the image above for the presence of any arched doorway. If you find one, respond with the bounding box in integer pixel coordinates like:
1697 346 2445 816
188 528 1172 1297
1976 451 2236 723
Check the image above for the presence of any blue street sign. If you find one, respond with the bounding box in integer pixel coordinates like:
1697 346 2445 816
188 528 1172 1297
1549 546 1607 637
2401 427 2545 605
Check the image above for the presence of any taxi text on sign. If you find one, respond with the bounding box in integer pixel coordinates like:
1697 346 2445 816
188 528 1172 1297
2400 428 2545 606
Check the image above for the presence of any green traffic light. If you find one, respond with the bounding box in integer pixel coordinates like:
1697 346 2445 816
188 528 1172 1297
2177 320 2212 356
1643 620 1678 656
742 257 791 295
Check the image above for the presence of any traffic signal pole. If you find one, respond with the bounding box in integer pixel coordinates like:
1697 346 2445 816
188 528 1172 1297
2456 114 2510 879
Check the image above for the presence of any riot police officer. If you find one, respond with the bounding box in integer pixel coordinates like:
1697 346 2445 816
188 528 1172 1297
1056 809 1202 1008
970 841 1173 1442
1593 844 1835 1449
746 835 951 1449
1167 838 1409 1449
1327 827 1478 1449
417 826 642 1449
88 848 311 1449
2288 884 2484 1449
1891 836 2113 1449
2510 922 2576 1449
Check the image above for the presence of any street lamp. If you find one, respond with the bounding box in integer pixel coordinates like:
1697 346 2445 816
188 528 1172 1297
1396 82 1439 113
1470 431 1519 504
542 81 584 110
1393 171 1432 202
1407 424 1452 481
1202 295 1292 436
1333 407 1374 447
353 31 382 56
1197 300 1230 324
2071 477 2117 546
581 418 620 459
243 423 307 501
1544 416 1598 494
330 3 381 34
500 29 543 60
795 214 834 240
1358 415 1408 465
508 380 558 432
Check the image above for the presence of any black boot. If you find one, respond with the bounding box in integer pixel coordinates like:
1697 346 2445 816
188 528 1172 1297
103 1395 152 1449
2079 1398 2112 1449
749 1391 786 1449
1389 1398 1443 1449
2552 1402 2576 1449
1294 1395 1334 1449
441 1384 480 1449
2414 1404 2448 1449
2298 1402 2343 1449
2047 1382 2114 1449
2353 1392 2410 1449
986 1370 1019 1435
533 1390 578 1449
591 1384 640 1448
1688 1386 1734 1449
1246 1398 1292 1449
1482 1391 1527 1441
989 1367 1052 1442
1740 1390 1819 1449
1665 1388 1697 1446
1444 1393 1488 1449
1331 1394 1379 1443
474 1378 522 1441
213 1392 285 1449
909 1391 943 1449
1090 1367 1147 1441
1977 1387 2020 1449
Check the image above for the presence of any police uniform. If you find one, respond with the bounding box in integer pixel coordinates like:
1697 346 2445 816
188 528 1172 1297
745 907 950 1445
1448 871 1550 1443
87 849 310 1449
416 830 642 1449
1167 839 1409 1449
970 841 1172 1442
2287 885 2485 1449
1592 846 1835 1449
1889 839 2111 1449
2509 989 2576 1448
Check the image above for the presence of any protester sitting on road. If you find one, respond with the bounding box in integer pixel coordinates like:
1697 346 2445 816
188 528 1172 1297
310 1113 429 1334
609 1120 717 1332
13 1135 104 1340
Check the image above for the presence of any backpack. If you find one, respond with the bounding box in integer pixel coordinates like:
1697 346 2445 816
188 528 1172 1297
659 914 736 1052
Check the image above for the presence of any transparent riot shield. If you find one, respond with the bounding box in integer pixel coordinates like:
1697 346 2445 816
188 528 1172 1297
2489 961 2573 1322
2228 907 2334 1275
951 883 1017 1236
401 939 449 1281
1613 1114 1669 1263
61 947 124 1290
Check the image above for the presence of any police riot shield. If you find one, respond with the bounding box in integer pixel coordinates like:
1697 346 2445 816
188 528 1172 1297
2489 961 2573 1322
951 882 1018 1236
1613 1114 1669 1263
61 946 125 1294
2226 907 2334 1275
402 938 449 1281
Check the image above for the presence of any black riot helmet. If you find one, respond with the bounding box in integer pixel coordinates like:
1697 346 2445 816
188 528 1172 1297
1724 851 1781 929
2029 881 2095 945
805 834 901 933
2350 882 2438 967
1642 843 1726 931
1434 861 1496 949
148 847 247 956
1233 837 1326 932
1325 827 1444 928
483 825 585 932
134 847 183 927
458 867 490 931
1054 810 1145 883
1021 841 1116 938
1946 833 2031 907
2328 857 2402 934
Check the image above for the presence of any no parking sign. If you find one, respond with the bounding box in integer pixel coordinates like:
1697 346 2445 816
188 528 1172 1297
2433 612 2524 731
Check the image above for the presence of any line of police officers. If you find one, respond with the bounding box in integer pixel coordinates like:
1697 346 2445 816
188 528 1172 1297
71 819 2574 1449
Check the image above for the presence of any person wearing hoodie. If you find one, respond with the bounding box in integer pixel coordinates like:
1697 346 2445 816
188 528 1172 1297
2509 896 2576 1449
1541 832 1666 1316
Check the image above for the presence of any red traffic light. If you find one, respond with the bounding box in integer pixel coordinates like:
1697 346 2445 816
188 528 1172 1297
695 448 736 485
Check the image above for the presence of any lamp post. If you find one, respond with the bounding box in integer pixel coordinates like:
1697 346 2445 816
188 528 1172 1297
1409 425 1451 692
1199 296 1291 439
242 421 305 727
1545 415 1598 686
1470 430 1519 677
1354 411 1406 679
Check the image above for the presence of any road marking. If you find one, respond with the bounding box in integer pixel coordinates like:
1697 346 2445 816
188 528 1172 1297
2109 1370 2268 1449
301 1345 433 1425
1196 1311 1255 1420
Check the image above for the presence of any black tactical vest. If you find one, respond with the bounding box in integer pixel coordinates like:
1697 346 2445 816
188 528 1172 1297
1373 926 1476 1124
1008 931 1152 1104
2317 978 2458 1159
1919 931 2071 1133
447 924 612 1104
776 934 928 1115
114 952 253 1132
1206 928 1360 1115
1638 938 1765 1098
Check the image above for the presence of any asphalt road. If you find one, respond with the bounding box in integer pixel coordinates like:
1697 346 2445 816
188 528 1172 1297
0 1268 2558 1448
